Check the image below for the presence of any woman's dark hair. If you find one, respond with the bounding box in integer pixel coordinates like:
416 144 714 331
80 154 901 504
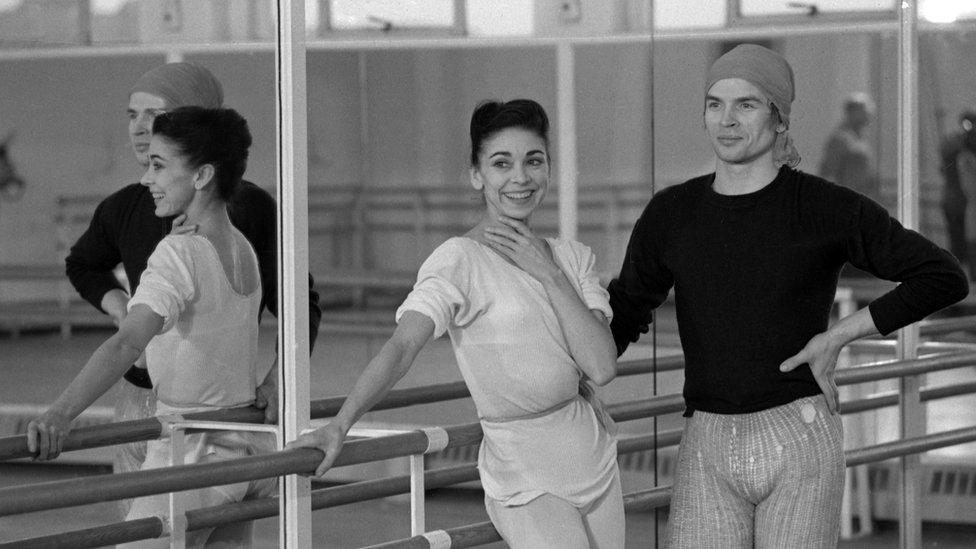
469 99 550 167
152 107 252 201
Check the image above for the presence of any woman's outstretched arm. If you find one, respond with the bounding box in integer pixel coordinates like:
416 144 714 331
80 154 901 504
27 305 162 460
285 311 435 477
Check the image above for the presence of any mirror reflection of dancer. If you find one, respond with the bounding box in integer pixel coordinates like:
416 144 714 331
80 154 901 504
608 44 968 548
287 100 625 548
63 62 321 518
819 93 878 203
0 133 26 204
29 108 276 548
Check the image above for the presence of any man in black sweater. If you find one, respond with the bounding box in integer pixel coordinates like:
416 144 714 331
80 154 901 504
608 44 968 548
64 62 322 499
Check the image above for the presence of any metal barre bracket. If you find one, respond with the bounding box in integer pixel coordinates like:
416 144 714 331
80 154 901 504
155 413 186 438
421 427 449 454
158 511 188 538
421 529 452 549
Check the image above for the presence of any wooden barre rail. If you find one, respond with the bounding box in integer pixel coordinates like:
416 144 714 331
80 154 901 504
3 419 976 547
1 434 684 548
0 356 684 462
0 423 480 517
833 350 976 385
0 408 686 519
364 488 677 549
3 350 974 463
0 380 471 461
0 465 482 549
5 357 976 521
845 426 976 467
364 426 976 549
842 381 976 414
919 314 976 335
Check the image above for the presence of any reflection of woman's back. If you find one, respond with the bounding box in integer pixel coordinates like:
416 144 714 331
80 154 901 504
118 108 274 548
122 229 275 548
29 106 273 548
133 230 261 410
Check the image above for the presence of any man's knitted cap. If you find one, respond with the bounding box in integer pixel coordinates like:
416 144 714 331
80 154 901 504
130 62 223 109
705 43 795 119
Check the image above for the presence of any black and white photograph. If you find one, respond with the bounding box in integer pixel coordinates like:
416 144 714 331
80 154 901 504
0 1 975 547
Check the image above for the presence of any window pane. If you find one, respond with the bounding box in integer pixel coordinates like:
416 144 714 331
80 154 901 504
654 0 726 29
740 0 896 17
921 0 976 23
328 0 457 30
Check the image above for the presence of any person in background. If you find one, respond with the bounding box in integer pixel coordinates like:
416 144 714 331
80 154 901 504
608 43 968 548
938 110 976 276
30 107 276 548
63 62 322 514
287 99 624 548
819 92 880 204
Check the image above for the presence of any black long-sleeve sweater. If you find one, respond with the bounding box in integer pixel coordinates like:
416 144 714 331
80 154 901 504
66 182 322 352
608 167 968 415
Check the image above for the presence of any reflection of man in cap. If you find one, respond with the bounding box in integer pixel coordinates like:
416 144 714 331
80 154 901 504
608 43 967 547
64 62 322 514
939 110 976 275
819 92 879 203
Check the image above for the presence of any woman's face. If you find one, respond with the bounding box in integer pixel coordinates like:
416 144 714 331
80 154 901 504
471 127 550 221
140 135 199 218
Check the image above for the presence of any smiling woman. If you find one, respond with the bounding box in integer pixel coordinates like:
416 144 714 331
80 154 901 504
141 136 199 218
469 100 551 223
28 107 278 549
286 98 625 549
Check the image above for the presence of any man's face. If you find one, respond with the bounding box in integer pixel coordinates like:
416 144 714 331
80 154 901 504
127 92 168 167
847 104 871 130
704 78 783 167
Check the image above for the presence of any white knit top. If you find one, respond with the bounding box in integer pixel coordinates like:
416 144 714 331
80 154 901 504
397 236 618 506
128 232 261 411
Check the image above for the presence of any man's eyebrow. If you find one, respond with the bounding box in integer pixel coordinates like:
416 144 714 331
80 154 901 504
705 94 766 103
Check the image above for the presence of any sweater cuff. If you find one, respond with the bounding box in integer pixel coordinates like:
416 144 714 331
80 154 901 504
87 280 127 315
867 294 907 337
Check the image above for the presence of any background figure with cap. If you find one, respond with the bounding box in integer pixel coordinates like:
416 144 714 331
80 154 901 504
938 110 976 277
819 93 881 205
63 62 323 517
608 43 967 548
30 106 276 548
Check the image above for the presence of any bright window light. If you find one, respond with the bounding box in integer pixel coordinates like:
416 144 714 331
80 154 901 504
0 0 22 14
91 0 128 16
467 0 533 36
329 0 455 30
307 0 319 34
740 0 896 16
655 0 726 29
920 0 975 23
